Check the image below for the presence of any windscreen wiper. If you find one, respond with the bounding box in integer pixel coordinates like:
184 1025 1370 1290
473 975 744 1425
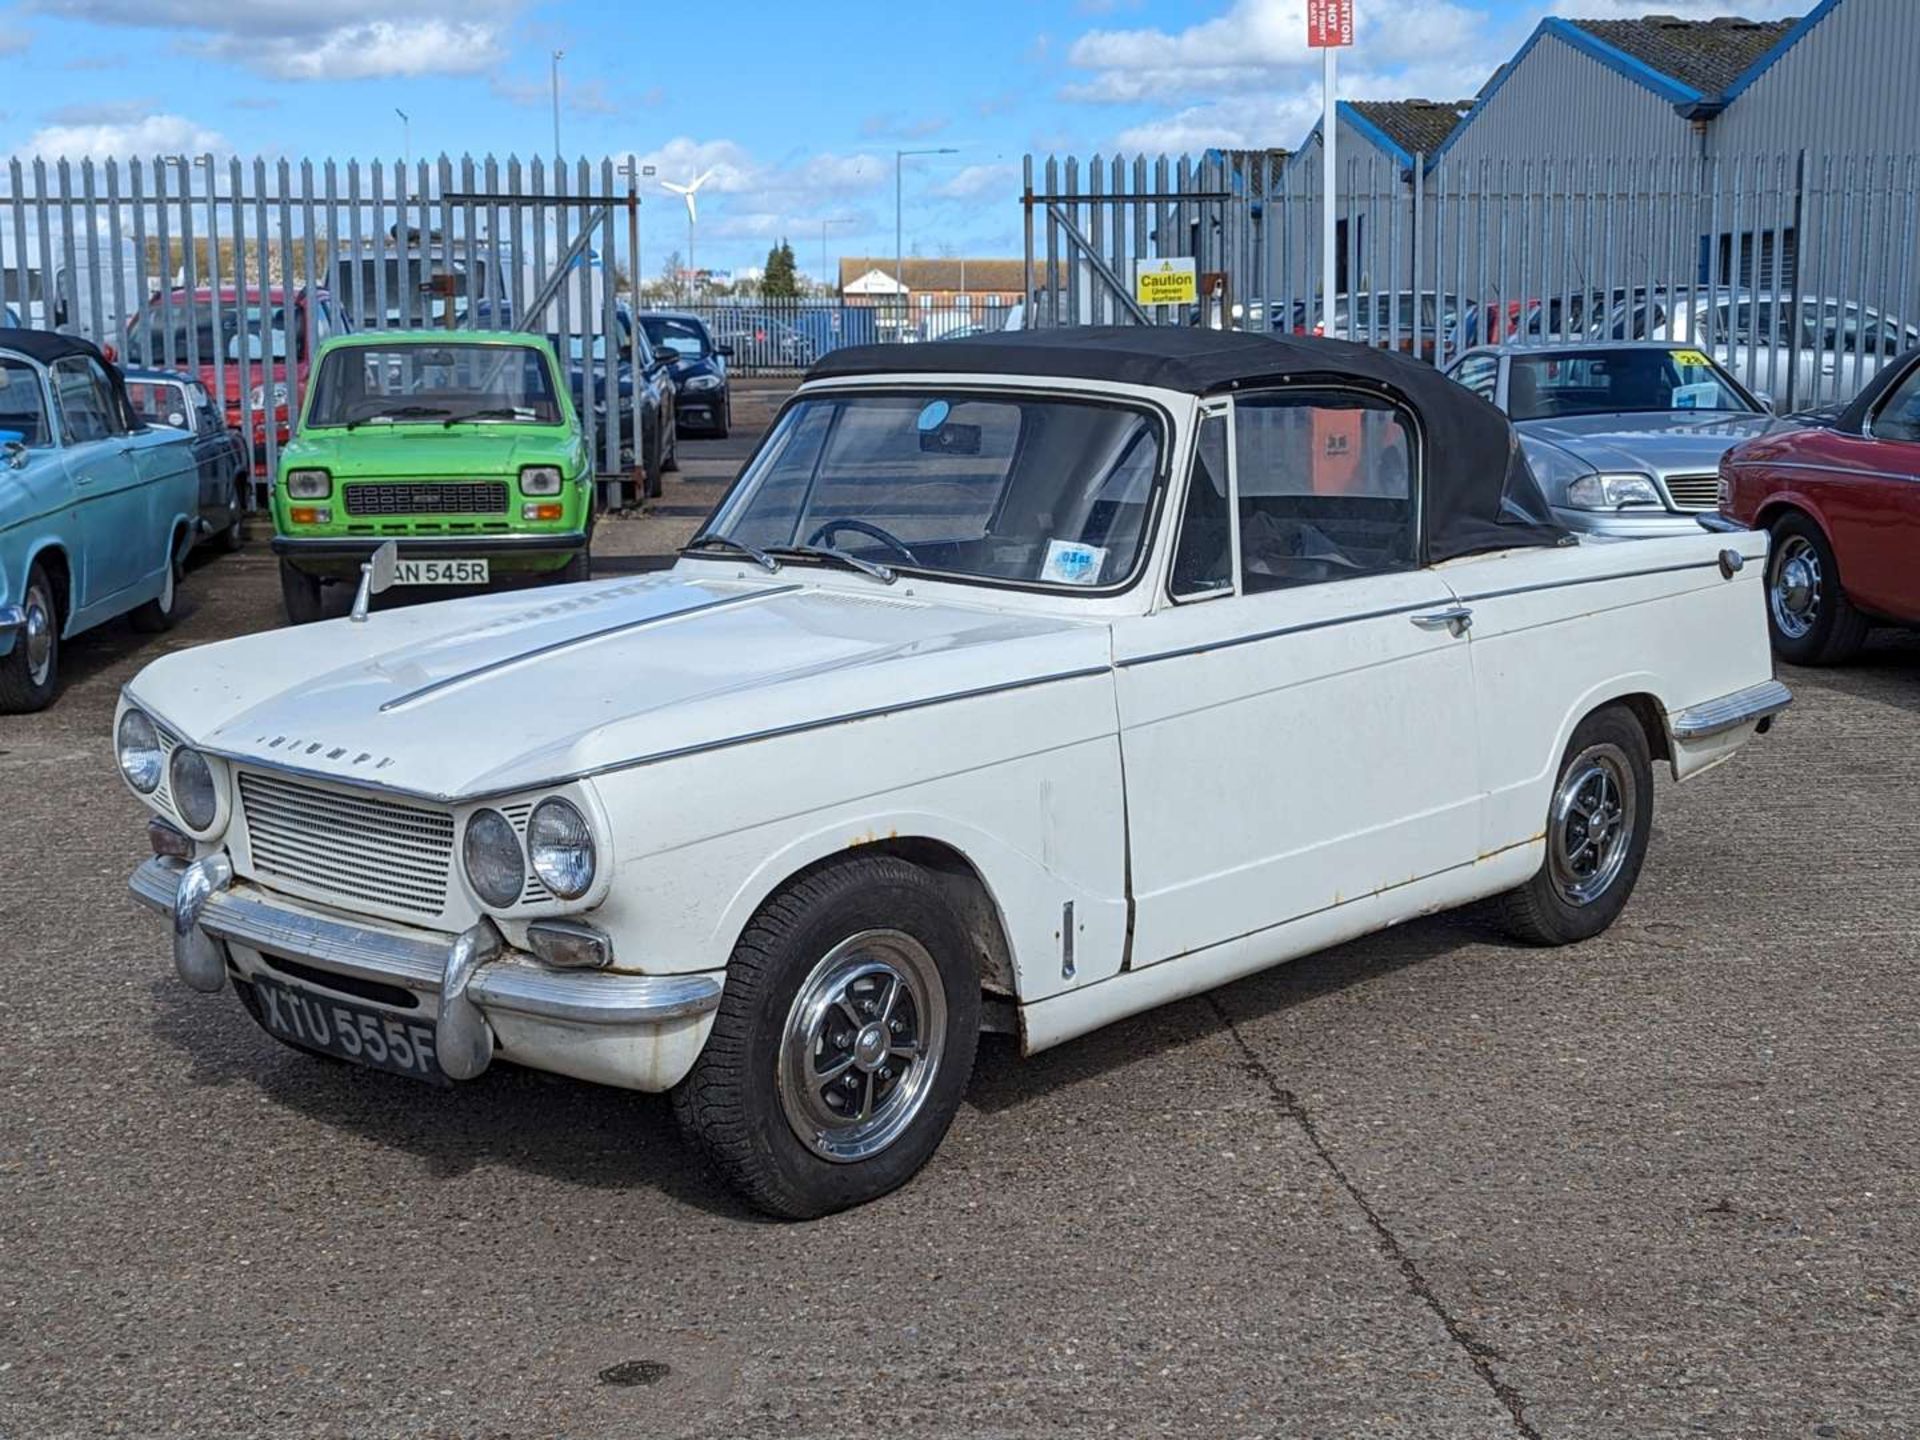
347 405 451 430
767 543 897 584
684 531 780 573
442 408 524 426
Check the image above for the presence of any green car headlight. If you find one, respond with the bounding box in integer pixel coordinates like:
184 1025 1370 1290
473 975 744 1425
521 465 564 497
286 468 331 499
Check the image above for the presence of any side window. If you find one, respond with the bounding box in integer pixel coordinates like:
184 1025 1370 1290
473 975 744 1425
1170 413 1231 598
1870 363 1920 444
0 358 52 446
50 357 120 443
1451 354 1497 403
1233 391 1417 593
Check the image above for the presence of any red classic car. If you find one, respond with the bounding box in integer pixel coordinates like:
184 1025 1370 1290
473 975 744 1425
1715 347 1920 664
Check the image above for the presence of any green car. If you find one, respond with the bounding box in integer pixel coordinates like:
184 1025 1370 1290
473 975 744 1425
271 331 594 623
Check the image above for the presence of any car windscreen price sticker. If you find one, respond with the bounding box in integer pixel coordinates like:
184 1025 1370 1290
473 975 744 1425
1307 0 1354 46
1135 257 1198 308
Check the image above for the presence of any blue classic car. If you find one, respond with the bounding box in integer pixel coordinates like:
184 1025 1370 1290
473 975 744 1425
1 331 201 711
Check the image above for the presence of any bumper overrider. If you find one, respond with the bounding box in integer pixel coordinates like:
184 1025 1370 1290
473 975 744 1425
130 855 723 1090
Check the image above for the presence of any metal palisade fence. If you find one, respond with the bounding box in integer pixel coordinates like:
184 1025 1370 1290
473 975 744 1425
1 154 647 499
1025 147 1920 411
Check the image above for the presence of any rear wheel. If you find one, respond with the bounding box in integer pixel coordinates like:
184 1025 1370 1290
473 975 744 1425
1499 705 1654 946
219 481 247 553
279 559 327 625
641 422 664 500
1766 513 1867 665
0 561 61 713
552 549 592 584
712 396 731 439
672 855 981 1219
128 545 182 633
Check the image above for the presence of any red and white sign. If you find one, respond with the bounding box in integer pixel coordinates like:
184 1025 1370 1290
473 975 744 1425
1307 0 1354 47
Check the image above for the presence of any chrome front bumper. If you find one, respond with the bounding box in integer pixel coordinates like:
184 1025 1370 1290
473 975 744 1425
130 856 724 1088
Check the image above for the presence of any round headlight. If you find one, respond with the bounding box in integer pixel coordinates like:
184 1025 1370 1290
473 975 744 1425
463 808 524 908
168 746 219 831
528 798 596 899
117 709 163 793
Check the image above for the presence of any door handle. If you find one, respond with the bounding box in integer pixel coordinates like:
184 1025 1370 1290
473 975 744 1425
1411 605 1473 637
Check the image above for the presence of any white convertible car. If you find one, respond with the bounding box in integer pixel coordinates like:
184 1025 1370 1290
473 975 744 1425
120 328 1789 1217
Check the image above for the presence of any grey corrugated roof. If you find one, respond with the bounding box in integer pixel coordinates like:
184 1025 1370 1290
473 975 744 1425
1568 14 1800 96
1347 99 1475 157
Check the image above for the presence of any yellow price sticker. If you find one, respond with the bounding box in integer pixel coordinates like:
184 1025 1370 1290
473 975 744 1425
1672 348 1712 368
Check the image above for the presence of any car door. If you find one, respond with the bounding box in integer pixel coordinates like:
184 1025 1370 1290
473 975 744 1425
1818 357 1920 620
48 354 148 606
1111 391 1481 968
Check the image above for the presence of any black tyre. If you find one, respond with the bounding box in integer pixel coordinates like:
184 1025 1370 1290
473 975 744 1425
1766 513 1868 665
672 855 982 1220
220 481 247 553
712 397 730 440
662 414 680 472
1499 705 1655 947
279 558 327 625
0 560 61 713
552 549 592 584
129 544 183 633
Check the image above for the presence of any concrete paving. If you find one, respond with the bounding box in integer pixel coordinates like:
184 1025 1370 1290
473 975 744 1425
2 392 1916 1438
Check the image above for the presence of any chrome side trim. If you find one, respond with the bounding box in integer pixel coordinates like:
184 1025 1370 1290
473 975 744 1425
1118 597 1456 668
1454 557 1756 605
1762 460 1920 485
129 858 726 1030
1695 513 1746 534
378 585 802 712
1670 679 1793 741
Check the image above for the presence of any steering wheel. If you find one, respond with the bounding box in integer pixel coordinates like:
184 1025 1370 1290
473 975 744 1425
805 518 921 565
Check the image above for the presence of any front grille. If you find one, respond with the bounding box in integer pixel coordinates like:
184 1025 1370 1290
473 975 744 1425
344 481 509 517
238 771 454 918
1663 473 1720 511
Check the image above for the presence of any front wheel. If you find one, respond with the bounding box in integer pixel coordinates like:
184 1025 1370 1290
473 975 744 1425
551 549 592 584
220 482 247 553
1498 705 1654 946
0 561 60 713
279 559 327 625
1766 514 1867 665
672 855 981 1219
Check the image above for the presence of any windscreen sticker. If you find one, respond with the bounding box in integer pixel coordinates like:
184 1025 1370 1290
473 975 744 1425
1672 381 1716 410
1041 539 1108 586
1672 349 1712 368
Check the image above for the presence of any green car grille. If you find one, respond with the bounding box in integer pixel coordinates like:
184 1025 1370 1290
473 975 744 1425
343 481 510 517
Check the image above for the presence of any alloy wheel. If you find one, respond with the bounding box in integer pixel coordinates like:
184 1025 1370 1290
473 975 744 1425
1548 743 1637 907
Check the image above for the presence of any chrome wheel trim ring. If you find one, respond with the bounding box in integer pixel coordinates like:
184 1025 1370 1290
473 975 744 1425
1769 535 1820 641
777 929 947 1164
23 579 54 686
1549 743 1637 908
157 556 177 613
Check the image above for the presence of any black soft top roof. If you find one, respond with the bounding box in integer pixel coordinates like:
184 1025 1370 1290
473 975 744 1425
0 328 111 367
808 326 1570 565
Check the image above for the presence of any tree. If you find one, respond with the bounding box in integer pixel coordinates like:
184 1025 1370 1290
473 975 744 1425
657 248 684 302
762 238 800 299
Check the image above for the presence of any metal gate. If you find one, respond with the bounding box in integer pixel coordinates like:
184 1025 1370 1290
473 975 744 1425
1024 147 1920 409
1 154 648 504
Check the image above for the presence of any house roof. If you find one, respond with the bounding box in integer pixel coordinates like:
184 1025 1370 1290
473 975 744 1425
1346 100 1475 160
1566 13 1801 97
836 257 1049 294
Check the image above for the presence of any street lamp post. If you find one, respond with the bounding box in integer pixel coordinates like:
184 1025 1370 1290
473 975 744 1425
550 50 565 161
895 146 956 332
395 108 410 173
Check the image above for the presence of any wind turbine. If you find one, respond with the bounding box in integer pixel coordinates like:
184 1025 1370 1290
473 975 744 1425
661 169 714 299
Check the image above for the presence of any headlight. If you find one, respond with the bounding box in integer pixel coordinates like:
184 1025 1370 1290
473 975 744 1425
463 808 524 908
527 798 596 899
117 709 163 793
249 382 291 412
685 374 722 393
520 465 563 496
169 747 218 831
285 468 331 499
1565 472 1663 510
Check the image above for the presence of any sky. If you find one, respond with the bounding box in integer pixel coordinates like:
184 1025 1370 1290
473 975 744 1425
0 0 1807 279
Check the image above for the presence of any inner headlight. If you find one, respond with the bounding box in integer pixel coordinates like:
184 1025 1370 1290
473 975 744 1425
169 747 218 831
463 808 524 908
527 798 596 899
520 465 563 496
117 709 163 793
1565 472 1663 510
285 468 331 499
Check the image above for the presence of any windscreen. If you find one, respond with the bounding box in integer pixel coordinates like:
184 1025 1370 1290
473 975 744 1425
641 315 709 357
1507 348 1757 421
703 391 1164 588
304 343 562 427
135 301 296 364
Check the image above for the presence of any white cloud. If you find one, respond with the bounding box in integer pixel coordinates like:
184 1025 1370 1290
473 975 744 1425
17 112 229 159
932 162 1019 201
0 23 30 54
632 137 890 203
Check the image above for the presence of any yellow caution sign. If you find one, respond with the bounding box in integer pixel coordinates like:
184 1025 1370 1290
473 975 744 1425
1135 257 1198 308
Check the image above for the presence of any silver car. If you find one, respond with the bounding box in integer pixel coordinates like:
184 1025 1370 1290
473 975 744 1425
1448 342 1782 537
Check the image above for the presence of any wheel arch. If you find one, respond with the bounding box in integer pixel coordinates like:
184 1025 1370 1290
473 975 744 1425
1546 675 1676 785
22 540 75 634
